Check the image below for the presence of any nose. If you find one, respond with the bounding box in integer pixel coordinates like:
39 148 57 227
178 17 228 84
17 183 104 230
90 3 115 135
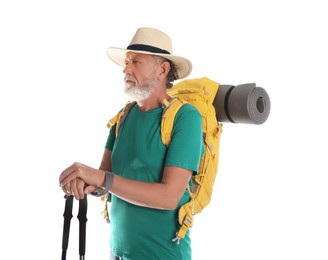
123 63 132 75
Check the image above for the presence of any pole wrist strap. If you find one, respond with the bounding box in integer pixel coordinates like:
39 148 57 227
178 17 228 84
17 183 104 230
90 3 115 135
90 171 114 197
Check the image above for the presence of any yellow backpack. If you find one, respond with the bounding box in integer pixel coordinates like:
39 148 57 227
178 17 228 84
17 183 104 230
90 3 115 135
104 77 222 244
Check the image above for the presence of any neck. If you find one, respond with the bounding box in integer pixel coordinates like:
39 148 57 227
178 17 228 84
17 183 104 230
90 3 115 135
137 89 171 112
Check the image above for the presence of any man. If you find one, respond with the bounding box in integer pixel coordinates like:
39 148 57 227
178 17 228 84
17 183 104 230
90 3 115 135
59 27 204 260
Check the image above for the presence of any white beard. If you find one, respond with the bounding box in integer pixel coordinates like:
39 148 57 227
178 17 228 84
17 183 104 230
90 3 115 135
124 76 156 102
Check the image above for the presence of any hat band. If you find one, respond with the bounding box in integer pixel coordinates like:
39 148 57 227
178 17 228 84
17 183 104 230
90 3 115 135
127 44 170 55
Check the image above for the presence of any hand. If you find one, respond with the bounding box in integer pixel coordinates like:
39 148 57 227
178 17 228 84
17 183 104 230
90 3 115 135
61 178 86 199
59 162 105 198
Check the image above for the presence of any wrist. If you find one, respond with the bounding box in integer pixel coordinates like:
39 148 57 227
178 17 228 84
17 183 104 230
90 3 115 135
100 171 106 189
91 171 114 197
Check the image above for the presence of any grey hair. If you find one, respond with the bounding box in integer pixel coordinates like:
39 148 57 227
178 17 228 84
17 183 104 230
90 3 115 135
153 56 179 89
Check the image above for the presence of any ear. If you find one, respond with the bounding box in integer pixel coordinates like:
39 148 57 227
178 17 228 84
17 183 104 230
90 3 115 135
158 60 170 79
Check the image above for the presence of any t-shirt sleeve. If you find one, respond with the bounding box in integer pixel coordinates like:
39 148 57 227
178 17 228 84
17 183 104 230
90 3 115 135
105 124 116 151
164 104 204 173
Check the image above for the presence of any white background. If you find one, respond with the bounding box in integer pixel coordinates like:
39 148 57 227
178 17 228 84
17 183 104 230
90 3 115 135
1 0 327 259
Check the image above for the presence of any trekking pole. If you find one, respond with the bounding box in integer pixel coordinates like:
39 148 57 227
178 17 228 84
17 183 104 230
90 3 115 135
77 195 88 260
62 195 73 260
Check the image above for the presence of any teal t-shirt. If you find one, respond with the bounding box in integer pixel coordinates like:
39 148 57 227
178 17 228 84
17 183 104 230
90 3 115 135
105 103 204 260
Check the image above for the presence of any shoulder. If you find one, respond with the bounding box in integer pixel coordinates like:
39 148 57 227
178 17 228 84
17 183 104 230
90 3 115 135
178 102 198 113
170 102 202 135
175 102 201 123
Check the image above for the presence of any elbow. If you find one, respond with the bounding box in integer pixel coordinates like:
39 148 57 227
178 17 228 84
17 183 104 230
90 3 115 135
166 204 179 211
158 187 185 210
161 196 181 211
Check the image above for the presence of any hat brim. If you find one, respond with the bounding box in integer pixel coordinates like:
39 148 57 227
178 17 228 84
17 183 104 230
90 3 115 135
107 47 192 79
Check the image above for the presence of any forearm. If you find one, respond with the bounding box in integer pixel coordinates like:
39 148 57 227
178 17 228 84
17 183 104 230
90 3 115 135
109 175 179 210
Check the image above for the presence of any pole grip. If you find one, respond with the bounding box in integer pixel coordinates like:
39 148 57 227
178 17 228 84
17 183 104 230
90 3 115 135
77 196 88 258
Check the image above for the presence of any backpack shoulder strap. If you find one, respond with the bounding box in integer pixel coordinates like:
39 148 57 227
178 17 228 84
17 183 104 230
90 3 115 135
161 97 187 146
107 101 136 137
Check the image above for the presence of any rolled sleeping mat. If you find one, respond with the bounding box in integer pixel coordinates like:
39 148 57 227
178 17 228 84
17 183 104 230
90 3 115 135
213 83 271 124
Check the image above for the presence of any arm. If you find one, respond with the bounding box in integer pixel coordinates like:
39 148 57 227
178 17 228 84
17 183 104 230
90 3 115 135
97 148 193 209
109 166 192 210
60 161 191 210
60 150 191 210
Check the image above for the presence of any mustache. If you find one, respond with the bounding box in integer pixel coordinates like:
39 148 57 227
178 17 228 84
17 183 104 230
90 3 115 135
124 76 137 83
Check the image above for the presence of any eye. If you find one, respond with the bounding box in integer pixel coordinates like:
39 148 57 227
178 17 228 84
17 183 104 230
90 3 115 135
133 57 144 64
125 58 141 65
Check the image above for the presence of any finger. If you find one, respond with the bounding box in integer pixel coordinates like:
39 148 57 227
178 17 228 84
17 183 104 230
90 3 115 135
61 186 70 196
84 185 97 194
59 162 81 186
59 163 74 184
62 182 72 195
70 179 81 200
76 178 86 199
60 170 79 188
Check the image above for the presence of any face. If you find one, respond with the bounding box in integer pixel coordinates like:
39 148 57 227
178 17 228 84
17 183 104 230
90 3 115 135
123 52 161 101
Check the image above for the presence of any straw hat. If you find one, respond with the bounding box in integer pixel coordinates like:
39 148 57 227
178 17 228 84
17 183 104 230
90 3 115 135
107 27 192 79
